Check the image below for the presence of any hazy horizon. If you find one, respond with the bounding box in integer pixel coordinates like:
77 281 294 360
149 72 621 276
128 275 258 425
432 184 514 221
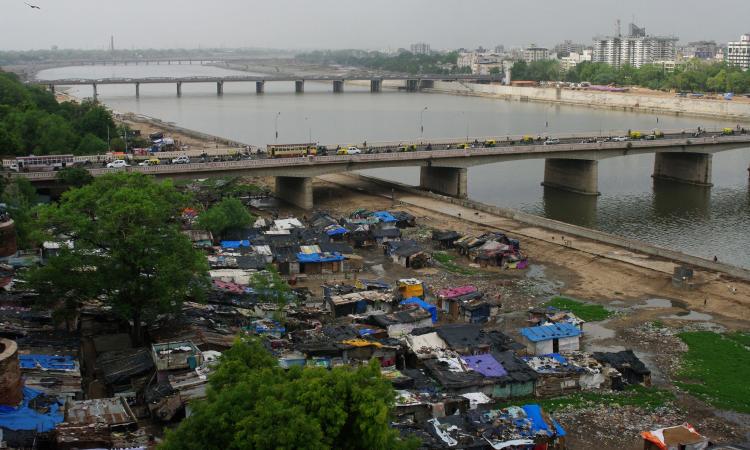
1 0 749 52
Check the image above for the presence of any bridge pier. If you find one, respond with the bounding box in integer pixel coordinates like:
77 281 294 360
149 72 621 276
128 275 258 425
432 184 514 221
92 83 98 101
295 80 305 93
216 81 224 96
406 79 420 92
419 166 467 198
542 159 600 195
420 80 435 89
135 82 140 98
256 81 265 94
370 79 382 93
176 82 182 97
333 80 344 93
275 176 313 210
652 152 713 186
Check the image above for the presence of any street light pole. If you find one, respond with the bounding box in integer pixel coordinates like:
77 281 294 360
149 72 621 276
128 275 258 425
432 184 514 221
420 106 428 138
274 112 281 143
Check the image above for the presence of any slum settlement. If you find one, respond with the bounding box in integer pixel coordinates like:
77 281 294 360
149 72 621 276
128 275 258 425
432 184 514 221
0 187 720 450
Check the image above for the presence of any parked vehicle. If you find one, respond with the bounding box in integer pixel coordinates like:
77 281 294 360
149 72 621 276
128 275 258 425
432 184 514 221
106 160 129 169
612 136 629 142
543 138 560 145
171 155 190 164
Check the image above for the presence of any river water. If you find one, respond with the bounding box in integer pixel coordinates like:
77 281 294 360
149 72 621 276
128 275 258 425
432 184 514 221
37 65 750 269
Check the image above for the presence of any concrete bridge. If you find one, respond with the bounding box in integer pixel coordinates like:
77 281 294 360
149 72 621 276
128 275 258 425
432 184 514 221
13 133 750 209
35 74 501 98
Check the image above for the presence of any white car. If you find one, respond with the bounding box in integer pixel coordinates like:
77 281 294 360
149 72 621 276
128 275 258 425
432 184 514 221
346 146 361 155
106 160 129 169
543 138 560 145
171 155 190 164
612 136 629 142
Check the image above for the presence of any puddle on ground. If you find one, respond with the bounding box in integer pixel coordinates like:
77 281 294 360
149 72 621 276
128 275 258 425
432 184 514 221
633 298 673 309
664 310 714 321
522 265 564 298
609 300 626 305
582 320 619 352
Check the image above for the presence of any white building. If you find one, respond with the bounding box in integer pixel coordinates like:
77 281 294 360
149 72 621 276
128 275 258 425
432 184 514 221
457 51 509 75
593 23 678 68
559 50 593 72
523 45 549 63
410 42 431 55
727 34 750 69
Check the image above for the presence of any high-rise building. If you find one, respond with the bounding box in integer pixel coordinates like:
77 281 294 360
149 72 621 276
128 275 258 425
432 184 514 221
682 41 719 60
523 45 549 63
592 23 678 68
410 42 431 55
727 34 750 69
553 40 586 57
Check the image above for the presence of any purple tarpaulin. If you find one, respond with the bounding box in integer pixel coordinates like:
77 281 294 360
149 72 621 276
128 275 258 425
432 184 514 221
461 354 507 377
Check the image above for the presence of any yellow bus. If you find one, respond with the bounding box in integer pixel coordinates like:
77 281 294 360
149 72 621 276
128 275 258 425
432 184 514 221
266 143 317 158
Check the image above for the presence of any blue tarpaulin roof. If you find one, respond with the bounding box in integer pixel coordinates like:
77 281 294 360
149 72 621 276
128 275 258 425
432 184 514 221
520 323 581 342
0 387 63 432
221 240 250 248
19 355 76 371
297 252 345 263
400 297 438 323
325 226 348 236
522 404 566 437
373 211 397 223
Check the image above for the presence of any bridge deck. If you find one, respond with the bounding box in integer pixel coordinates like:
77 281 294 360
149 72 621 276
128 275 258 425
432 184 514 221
12 134 750 182
36 74 501 85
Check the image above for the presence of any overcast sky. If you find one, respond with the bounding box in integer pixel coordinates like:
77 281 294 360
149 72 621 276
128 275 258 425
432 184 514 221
2 0 748 51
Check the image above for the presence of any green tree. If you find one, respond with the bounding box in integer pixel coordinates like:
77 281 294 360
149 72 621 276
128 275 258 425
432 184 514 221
56 167 94 188
25 173 209 343
76 102 115 140
109 137 125 152
75 133 108 155
1 177 38 248
160 338 417 450
250 265 292 307
196 197 253 239
35 114 79 155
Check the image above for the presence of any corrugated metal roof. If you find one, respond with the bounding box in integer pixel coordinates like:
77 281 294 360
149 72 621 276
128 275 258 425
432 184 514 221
520 323 581 342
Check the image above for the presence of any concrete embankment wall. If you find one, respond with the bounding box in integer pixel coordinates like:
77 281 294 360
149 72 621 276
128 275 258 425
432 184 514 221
429 82 750 122
351 173 750 281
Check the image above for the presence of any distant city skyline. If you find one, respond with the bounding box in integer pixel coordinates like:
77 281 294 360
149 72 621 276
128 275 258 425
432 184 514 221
0 0 748 51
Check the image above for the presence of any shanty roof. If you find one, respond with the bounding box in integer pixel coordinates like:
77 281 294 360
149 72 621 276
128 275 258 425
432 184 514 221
461 354 508 378
520 323 582 342
373 211 397 223
62 397 137 427
641 424 707 449
297 252 345 263
437 285 478 300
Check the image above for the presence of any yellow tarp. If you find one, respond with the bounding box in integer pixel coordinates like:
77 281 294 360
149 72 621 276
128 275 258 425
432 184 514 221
342 339 383 348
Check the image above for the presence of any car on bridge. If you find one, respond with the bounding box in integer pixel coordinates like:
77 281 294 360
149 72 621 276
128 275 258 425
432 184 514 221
172 155 191 164
543 138 560 145
612 136 629 142
138 158 160 166
106 160 129 169
337 146 361 155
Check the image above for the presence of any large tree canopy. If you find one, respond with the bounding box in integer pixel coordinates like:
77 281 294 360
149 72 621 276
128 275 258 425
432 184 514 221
160 338 418 450
0 70 116 156
196 196 254 239
25 172 209 342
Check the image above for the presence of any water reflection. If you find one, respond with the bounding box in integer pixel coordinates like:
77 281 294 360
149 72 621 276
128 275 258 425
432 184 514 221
652 179 711 219
541 187 598 227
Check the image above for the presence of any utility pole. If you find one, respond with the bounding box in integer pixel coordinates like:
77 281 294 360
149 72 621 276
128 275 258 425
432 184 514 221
420 106 428 138
274 112 281 143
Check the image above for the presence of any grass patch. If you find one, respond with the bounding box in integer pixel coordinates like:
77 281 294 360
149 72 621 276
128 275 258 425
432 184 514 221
544 296 613 322
676 331 750 413
495 385 673 412
432 251 478 276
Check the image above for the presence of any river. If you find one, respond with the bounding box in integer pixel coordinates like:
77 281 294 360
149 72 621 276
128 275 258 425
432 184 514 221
36 65 750 269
